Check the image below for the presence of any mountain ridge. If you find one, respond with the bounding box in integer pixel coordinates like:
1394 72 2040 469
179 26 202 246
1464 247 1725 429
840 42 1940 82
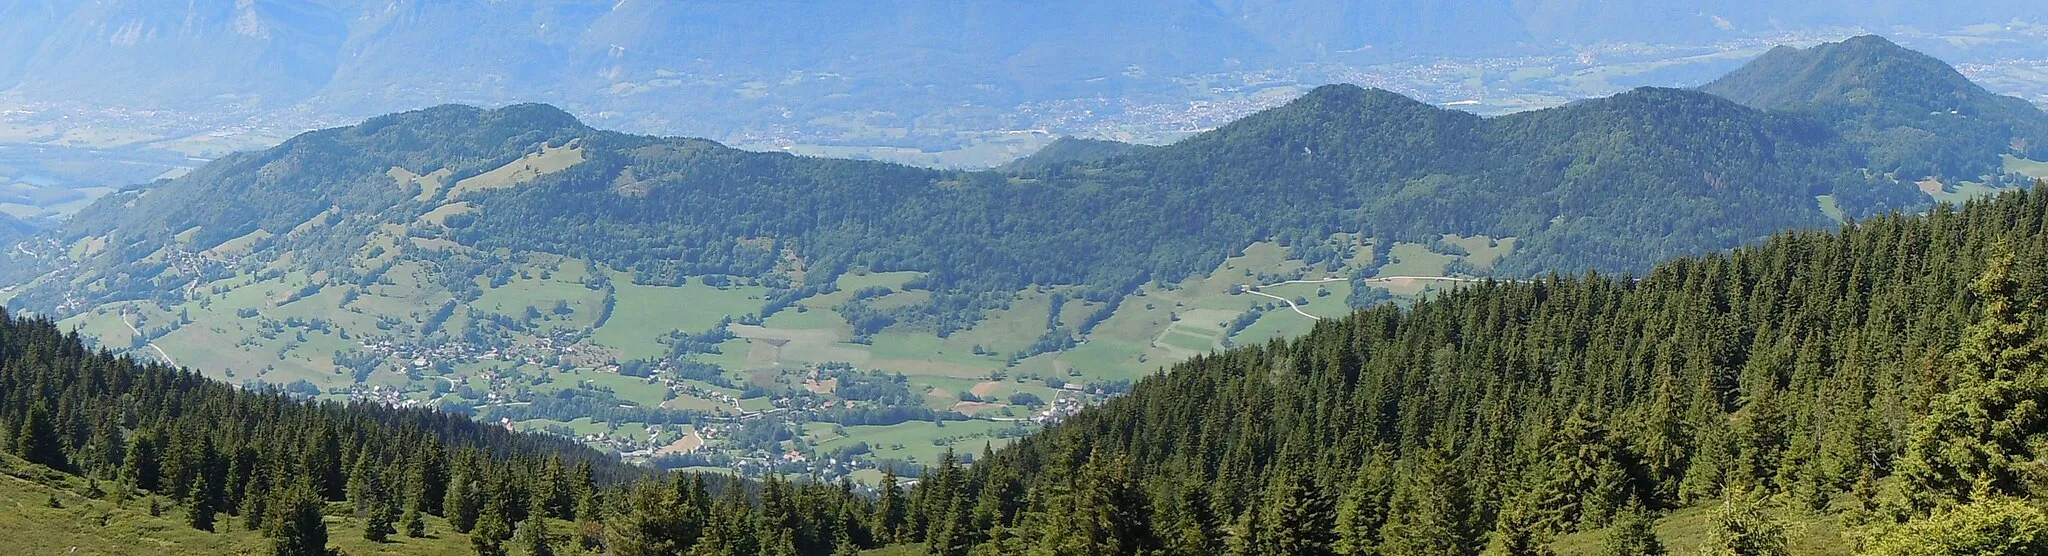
9 44 1995 322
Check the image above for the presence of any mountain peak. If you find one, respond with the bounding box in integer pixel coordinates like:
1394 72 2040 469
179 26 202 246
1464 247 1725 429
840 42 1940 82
1700 34 2048 177
1699 35 1987 111
1290 84 1433 111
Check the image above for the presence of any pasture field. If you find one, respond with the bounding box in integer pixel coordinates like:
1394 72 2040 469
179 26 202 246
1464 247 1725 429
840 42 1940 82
814 420 1031 468
2008 154 2048 178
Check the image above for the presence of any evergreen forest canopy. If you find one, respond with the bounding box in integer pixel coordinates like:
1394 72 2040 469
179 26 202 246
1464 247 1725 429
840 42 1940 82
7 36 2041 338
873 185 2048 555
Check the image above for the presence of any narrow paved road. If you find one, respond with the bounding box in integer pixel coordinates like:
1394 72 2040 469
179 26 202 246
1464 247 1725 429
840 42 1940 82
1242 288 1322 320
1238 275 1503 322
122 312 179 368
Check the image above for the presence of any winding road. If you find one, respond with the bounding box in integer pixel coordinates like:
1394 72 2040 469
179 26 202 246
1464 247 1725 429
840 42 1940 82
121 312 179 368
1239 275 1502 321
1241 288 1323 320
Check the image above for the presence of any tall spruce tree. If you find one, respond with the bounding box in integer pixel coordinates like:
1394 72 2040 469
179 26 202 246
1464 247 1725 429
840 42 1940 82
1380 444 1478 556
15 401 68 471
268 484 333 556
1890 241 2048 515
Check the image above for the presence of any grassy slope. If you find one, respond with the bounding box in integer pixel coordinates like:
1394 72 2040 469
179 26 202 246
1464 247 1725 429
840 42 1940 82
0 453 478 556
1547 503 1853 555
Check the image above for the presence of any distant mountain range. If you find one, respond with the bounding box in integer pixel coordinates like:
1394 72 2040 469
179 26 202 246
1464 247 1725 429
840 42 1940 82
6 36 2039 326
1 1 2042 141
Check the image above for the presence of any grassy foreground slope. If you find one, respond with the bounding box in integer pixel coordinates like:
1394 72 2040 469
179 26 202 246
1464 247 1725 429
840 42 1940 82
0 453 476 555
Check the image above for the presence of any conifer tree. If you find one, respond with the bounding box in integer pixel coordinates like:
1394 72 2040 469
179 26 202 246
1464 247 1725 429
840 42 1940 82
1484 493 1554 556
404 502 428 538
1256 470 1337 556
1334 451 1396 556
1696 495 1786 556
268 484 333 556
123 432 159 493
1155 480 1219 555
364 472 399 542
448 454 484 534
1380 444 1477 556
473 494 512 556
186 473 218 531
603 479 672 556
1604 507 1666 556
873 469 907 544
15 401 69 471
515 515 557 556
304 427 345 502
1890 242 2048 515
185 435 221 532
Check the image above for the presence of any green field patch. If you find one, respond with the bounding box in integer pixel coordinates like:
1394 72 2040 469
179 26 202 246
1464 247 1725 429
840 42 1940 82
473 271 605 325
815 420 1028 468
934 288 1060 358
596 276 765 360
728 325 868 370
864 289 931 311
448 141 585 197
1054 339 1160 382
1817 195 1846 224
1378 242 1456 277
1054 296 1098 330
581 371 670 407
1230 308 1319 346
798 270 922 308
1921 175 2014 206
1440 234 1517 270
2007 154 2048 178
661 391 730 412
737 396 777 412
59 308 140 351
1160 329 1219 352
1254 281 1354 318
863 331 1002 377
416 201 476 225
1545 503 1848 555
203 228 271 257
761 305 844 330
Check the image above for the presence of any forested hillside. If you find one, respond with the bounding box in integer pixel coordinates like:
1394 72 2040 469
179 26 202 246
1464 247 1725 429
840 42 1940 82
4 69 1949 322
1702 35 2048 179
880 185 2048 554
998 137 1154 172
0 212 29 245
0 308 902 555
